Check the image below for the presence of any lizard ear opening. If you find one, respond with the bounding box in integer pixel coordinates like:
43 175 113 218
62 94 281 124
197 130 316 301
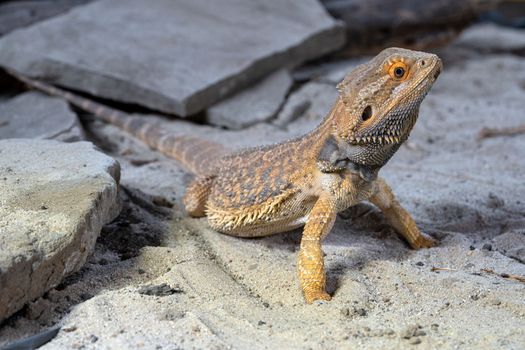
361 106 372 121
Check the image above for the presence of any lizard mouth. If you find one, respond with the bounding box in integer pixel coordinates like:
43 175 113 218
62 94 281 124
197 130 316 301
346 133 402 145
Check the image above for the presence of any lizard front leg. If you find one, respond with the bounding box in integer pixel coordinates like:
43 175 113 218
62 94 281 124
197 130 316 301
298 195 336 303
183 176 213 217
369 177 437 249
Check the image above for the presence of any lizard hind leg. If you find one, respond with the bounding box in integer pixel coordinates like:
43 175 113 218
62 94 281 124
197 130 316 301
183 176 214 217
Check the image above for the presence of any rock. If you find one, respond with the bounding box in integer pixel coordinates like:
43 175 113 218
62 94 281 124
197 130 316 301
455 23 525 53
493 231 525 263
292 58 368 84
274 82 337 126
0 0 91 37
482 243 493 251
207 70 292 129
321 0 498 55
0 139 120 322
0 92 84 141
137 283 183 297
486 192 505 209
0 0 345 116
316 58 369 84
0 326 60 350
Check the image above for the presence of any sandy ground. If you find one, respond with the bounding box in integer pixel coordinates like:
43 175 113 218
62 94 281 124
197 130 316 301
1 26 525 349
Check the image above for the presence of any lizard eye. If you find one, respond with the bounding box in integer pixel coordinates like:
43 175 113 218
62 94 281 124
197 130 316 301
389 62 408 80
361 105 372 121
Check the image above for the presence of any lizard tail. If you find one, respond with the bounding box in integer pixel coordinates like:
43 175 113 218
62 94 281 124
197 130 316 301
6 68 228 175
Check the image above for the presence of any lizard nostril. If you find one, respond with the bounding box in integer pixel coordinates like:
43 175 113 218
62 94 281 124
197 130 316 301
361 106 372 121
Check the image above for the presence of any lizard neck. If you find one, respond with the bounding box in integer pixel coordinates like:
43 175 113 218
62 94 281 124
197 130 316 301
304 98 382 182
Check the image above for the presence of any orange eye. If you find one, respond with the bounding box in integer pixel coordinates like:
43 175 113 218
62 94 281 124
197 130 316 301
389 62 408 80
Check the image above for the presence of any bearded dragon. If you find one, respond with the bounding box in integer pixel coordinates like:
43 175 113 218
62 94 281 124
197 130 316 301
7 47 442 303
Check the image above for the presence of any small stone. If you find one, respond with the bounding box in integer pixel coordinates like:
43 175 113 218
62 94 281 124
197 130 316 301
257 320 266 326
409 337 422 345
415 261 424 266
482 243 492 251
385 329 395 336
263 302 270 308
340 307 350 317
63 326 77 333
79 293 94 301
89 335 99 343
402 324 423 339
431 324 439 331
138 283 183 297
355 307 367 317
469 245 475 251
486 193 505 209
414 329 426 337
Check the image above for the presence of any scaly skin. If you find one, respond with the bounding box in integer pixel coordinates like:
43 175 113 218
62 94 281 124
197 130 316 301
7 47 442 303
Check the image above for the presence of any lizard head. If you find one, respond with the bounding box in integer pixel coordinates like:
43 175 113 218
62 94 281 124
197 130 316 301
333 47 442 169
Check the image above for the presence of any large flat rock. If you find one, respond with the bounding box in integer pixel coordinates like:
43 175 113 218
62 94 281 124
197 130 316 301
0 0 344 116
274 82 337 126
207 70 292 129
0 92 84 141
0 139 120 322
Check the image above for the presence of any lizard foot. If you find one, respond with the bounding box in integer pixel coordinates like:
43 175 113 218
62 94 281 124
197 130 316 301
411 232 438 249
304 290 332 304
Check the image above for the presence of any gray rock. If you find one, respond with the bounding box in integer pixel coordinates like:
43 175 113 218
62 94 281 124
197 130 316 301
0 92 84 141
493 231 525 263
455 23 525 53
292 58 367 84
207 70 292 129
274 82 337 127
0 139 120 322
0 0 345 116
316 58 369 84
0 0 91 37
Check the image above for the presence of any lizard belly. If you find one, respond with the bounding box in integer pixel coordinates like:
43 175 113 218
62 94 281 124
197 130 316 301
206 190 316 238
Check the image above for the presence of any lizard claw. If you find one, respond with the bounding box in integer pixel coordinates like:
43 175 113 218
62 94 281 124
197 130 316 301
411 232 438 249
304 290 332 304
